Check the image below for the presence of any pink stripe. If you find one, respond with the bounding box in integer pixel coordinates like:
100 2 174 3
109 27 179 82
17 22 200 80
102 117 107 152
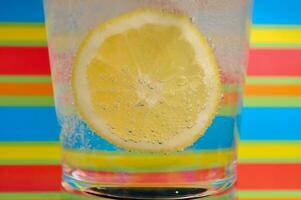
248 49 301 76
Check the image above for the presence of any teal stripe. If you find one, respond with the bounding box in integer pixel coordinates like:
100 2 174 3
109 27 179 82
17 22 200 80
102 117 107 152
246 76 301 85
0 96 237 114
244 96 301 107
0 160 59 165
0 96 54 106
0 40 47 46
238 190 301 198
239 158 301 163
0 75 51 83
0 192 61 199
251 42 301 48
218 105 238 116
1 23 301 29
252 24 301 29
1 192 96 200
222 84 240 92
4 191 301 200
0 141 59 146
239 140 301 144
0 191 234 200
62 192 99 200
0 22 44 27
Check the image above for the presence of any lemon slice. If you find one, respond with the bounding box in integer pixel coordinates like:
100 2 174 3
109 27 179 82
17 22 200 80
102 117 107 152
72 9 221 152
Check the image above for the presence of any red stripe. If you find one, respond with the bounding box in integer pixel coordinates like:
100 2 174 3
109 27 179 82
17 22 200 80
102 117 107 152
1 163 300 191
0 165 61 192
237 163 301 190
1 48 300 76
0 47 50 75
76 168 226 186
248 49 301 76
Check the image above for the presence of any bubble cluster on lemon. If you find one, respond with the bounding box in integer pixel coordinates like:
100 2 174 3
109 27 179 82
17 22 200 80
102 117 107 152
72 9 221 152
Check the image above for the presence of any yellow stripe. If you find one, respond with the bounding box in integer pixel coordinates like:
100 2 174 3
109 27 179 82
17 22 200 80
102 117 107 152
63 149 234 172
0 143 60 161
1 25 300 45
238 142 301 162
3 142 301 165
251 28 301 45
0 26 46 41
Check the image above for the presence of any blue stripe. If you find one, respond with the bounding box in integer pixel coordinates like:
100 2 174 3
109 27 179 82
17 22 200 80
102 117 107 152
5 106 300 145
1 0 301 25
189 116 235 150
0 107 59 141
80 116 235 151
253 0 301 25
240 107 301 140
0 0 44 22
0 107 235 150
1 106 300 142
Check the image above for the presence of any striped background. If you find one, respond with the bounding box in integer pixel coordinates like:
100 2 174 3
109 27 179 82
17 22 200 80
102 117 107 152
0 0 301 199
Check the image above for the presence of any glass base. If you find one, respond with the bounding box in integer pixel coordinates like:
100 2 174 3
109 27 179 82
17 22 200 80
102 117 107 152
62 170 235 199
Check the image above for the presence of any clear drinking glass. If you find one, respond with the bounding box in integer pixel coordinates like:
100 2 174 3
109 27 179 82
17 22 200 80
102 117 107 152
44 0 251 199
